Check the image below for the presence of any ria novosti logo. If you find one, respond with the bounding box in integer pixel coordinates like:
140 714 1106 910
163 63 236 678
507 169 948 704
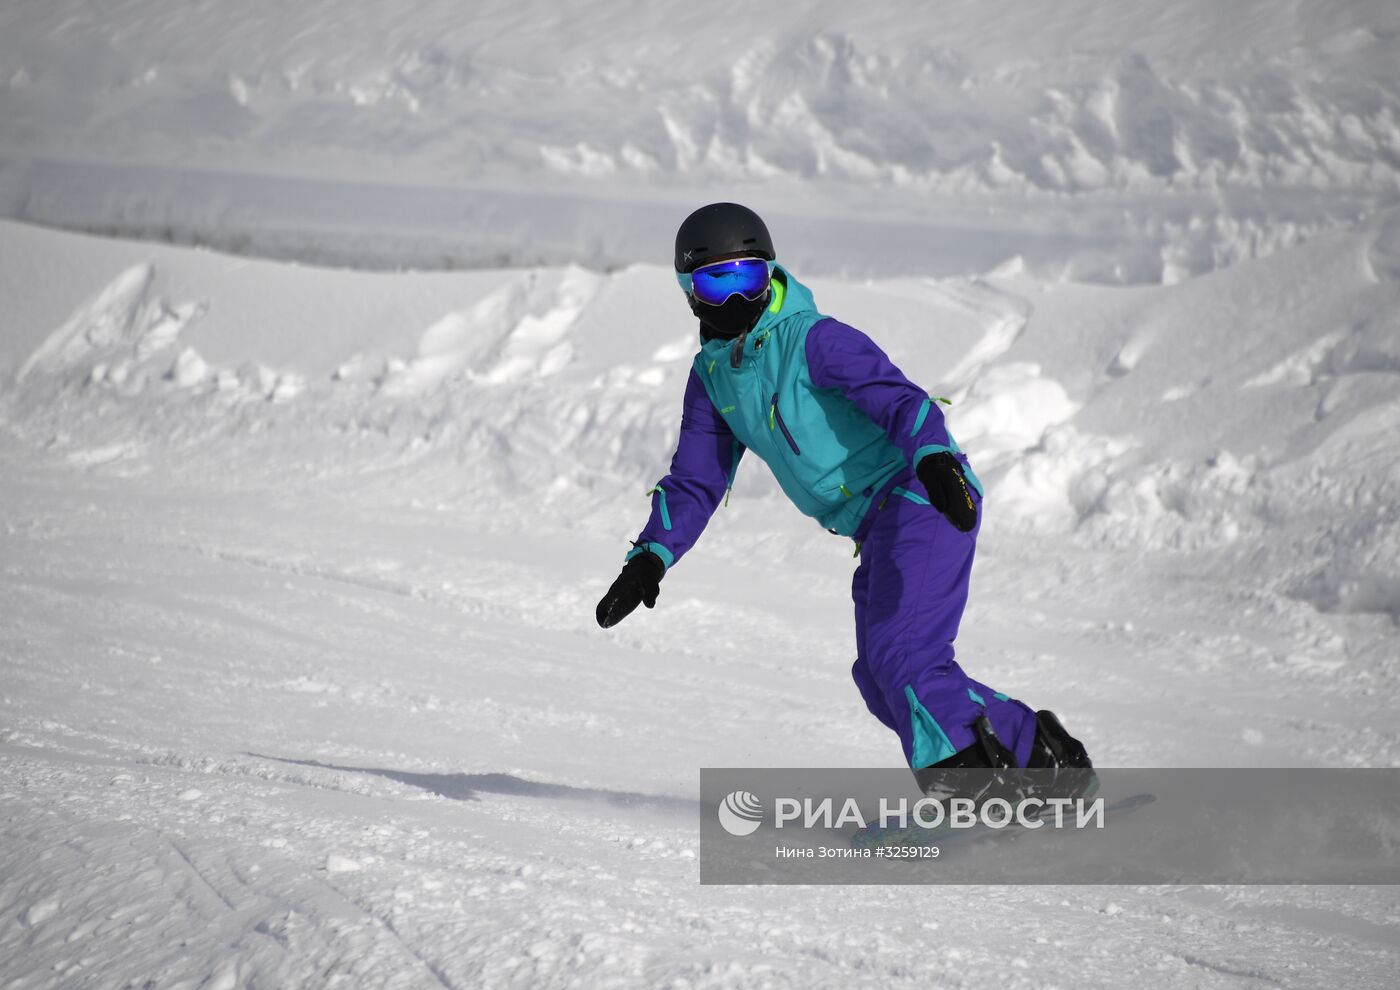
715 787 1107 837
717 790 764 836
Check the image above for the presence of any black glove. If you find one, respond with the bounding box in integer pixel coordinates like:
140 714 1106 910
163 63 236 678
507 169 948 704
917 452 978 532
596 551 665 628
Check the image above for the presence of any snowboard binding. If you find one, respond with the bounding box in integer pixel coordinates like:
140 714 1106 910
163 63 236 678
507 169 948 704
1026 709 1098 803
913 710 1098 806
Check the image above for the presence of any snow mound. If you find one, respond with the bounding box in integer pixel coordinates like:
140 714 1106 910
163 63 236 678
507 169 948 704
18 265 155 383
4 216 1397 590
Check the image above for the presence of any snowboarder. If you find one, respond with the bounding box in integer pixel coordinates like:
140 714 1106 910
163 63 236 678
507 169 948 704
595 203 1093 788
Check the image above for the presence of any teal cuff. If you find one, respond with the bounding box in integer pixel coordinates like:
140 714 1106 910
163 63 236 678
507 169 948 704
905 685 957 768
626 542 674 571
913 442 955 463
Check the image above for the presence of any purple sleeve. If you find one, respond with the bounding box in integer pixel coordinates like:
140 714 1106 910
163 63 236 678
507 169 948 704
805 318 954 466
629 368 742 570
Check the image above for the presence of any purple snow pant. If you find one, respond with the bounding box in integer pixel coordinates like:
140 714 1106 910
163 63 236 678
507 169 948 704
851 489 1038 768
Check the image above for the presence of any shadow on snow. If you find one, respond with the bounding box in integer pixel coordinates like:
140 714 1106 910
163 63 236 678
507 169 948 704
248 752 696 815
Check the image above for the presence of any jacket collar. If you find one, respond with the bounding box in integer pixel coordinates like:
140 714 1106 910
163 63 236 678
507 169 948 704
698 265 818 360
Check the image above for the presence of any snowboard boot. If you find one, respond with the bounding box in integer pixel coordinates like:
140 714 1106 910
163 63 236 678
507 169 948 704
852 716 1019 850
913 714 1025 805
1025 709 1098 802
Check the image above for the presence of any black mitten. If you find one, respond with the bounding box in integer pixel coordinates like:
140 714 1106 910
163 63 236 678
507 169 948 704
595 552 665 628
917 452 978 532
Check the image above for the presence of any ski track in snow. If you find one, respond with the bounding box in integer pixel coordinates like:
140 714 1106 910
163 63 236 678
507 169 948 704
1 482 1396 989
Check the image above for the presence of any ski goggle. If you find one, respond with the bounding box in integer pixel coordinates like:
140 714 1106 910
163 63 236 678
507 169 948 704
675 258 774 306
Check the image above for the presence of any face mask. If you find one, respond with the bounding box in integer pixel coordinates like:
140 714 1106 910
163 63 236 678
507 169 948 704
690 289 769 340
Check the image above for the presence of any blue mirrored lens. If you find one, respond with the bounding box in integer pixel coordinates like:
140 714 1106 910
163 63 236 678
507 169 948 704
688 259 771 306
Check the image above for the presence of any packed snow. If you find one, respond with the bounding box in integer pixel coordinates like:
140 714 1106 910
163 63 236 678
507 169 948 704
2 1 1399 987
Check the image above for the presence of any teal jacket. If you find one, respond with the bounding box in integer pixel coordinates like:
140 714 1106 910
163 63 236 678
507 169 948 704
630 266 981 569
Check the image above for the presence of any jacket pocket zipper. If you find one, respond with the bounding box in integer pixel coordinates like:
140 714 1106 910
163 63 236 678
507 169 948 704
647 485 672 531
770 394 801 455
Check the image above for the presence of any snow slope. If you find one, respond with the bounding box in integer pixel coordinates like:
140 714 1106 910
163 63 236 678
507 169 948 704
2 211 1399 986
2 0 1400 985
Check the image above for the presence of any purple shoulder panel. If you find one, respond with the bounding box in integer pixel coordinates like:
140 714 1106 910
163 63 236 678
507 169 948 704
804 318 952 465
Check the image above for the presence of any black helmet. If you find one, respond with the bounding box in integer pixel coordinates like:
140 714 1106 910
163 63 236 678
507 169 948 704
674 202 775 273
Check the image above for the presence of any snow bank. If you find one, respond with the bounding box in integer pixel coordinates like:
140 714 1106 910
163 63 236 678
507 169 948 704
4 212 1397 595
2 1 1397 280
